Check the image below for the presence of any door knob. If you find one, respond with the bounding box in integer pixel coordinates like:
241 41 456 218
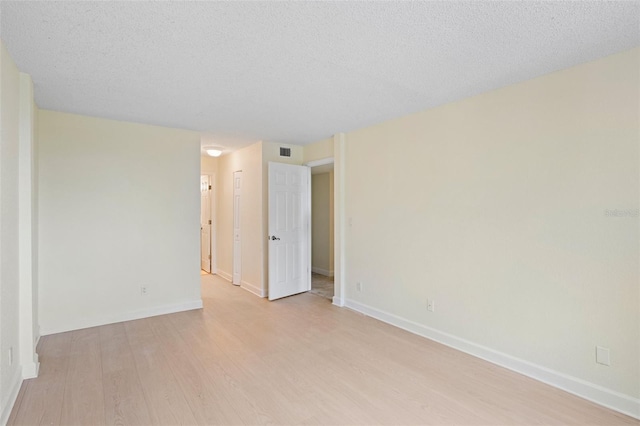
270 236 280 241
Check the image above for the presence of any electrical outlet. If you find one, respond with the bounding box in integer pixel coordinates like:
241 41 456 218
427 299 435 312
596 346 610 366
356 282 362 292
141 285 148 296
8 347 13 365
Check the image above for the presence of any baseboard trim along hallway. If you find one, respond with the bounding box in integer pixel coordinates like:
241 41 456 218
241 280 266 298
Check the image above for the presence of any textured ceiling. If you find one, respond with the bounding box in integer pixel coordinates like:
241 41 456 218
1 1 639 151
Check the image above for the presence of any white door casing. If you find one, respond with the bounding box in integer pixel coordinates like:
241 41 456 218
200 175 212 273
232 171 242 285
268 162 311 301
210 173 217 274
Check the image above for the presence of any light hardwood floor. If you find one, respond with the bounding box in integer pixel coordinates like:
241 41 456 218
9 274 639 425
310 273 334 300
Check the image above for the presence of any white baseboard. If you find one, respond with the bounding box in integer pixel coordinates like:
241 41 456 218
0 368 23 426
40 299 203 336
344 298 640 420
332 296 344 307
312 267 334 277
241 280 266 298
209 271 263 297
22 360 39 380
217 269 232 282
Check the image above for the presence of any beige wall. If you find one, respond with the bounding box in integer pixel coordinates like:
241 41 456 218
216 142 264 294
312 173 331 274
303 137 333 163
38 110 202 334
344 48 639 400
200 155 219 176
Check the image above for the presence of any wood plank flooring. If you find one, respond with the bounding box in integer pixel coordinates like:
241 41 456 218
9 274 640 425
310 273 334 300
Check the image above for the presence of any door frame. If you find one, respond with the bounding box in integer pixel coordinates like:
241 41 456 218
200 174 211 273
305 157 334 169
304 157 335 278
332 134 346 307
209 173 217 274
200 174 217 274
302 132 345 307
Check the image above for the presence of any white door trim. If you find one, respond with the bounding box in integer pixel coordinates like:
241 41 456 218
210 172 217 274
200 175 212 273
333 133 346 307
304 157 334 168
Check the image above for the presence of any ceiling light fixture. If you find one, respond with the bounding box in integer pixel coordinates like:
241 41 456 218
205 148 223 157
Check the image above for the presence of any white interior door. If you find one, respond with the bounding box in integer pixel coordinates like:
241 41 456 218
200 175 211 273
232 171 242 285
268 162 311 300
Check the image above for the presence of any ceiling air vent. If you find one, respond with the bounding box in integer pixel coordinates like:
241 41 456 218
280 147 291 157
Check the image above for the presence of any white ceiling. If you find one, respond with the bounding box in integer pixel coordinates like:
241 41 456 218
1 1 638 151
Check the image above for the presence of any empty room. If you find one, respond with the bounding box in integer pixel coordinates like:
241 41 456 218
0 1 638 425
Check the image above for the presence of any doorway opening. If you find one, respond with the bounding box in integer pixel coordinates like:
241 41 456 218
308 159 334 300
200 174 215 274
